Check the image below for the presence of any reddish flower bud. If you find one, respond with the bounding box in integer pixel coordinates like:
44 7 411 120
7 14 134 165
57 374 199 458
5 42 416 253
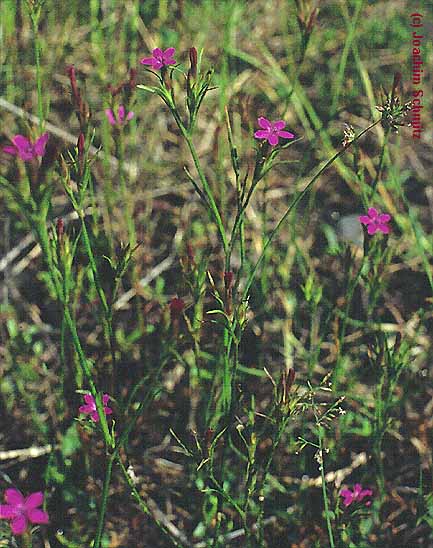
67 65 80 105
189 47 198 79
169 297 185 319
77 133 85 154
56 218 64 240
224 270 234 290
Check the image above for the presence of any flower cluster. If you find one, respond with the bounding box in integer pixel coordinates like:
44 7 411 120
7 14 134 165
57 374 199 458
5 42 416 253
3 133 49 161
340 484 373 507
359 208 391 235
0 489 49 535
140 47 176 70
254 117 295 147
79 393 113 422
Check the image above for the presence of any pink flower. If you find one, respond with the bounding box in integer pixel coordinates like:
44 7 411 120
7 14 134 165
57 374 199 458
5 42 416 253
105 105 134 126
0 489 49 535
254 117 295 146
79 393 113 422
3 133 49 161
140 47 176 70
359 208 391 235
340 484 373 508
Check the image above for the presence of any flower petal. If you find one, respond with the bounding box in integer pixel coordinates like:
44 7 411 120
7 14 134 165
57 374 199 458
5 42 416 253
353 484 363 496
367 224 377 235
152 48 163 58
27 508 49 525
359 488 373 500
84 394 94 405
268 134 279 146
140 57 155 66
5 489 24 506
33 133 49 156
18 149 35 161
0 504 18 519
105 109 116 125
151 59 164 70
79 404 93 414
11 514 27 535
254 130 269 139
24 492 43 510
126 111 134 121
378 213 391 223
102 394 110 405
377 223 390 234
3 145 17 155
104 407 113 415
12 135 30 151
258 117 271 129
358 215 371 225
367 207 378 219
91 411 100 422
273 120 286 130
118 105 125 122
277 130 295 139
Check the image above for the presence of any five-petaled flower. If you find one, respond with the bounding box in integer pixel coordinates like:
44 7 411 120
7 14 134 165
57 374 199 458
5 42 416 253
105 105 134 126
254 117 295 147
3 133 49 161
140 47 176 70
359 208 391 235
0 488 49 535
79 393 113 422
340 484 373 508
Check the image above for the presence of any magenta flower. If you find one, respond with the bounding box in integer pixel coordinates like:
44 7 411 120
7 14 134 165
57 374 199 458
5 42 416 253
0 489 49 535
105 105 134 126
3 133 49 161
254 117 295 146
140 47 176 70
340 484 373 508
79 393 113 422
359 208 391 235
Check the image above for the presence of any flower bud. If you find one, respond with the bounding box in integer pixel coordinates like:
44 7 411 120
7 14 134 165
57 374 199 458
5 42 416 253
189 47 198 79
67 65 80 105
56 218 64 241
169 297 185 320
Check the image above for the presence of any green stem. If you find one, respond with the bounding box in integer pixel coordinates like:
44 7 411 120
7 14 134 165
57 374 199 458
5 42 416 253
369 128 390 202
171 110 227 253
30 10 44 132
317 425 335 548
93 455 114 548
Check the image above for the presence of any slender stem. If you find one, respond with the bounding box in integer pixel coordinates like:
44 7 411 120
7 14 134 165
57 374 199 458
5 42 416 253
93 455 114 548
333 253 367 381
30 10 44 132
35 220 112 445
171 110 227 253
369 128 390 201
317 425 335 548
